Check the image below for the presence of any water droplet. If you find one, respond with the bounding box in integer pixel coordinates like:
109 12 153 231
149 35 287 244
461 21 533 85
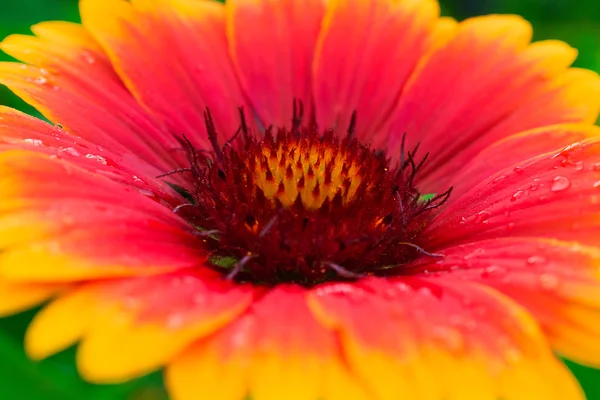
513 165 524 174
594 180 600 189
432 327 464 353
139 188 154 197
81 50 96 65
85 154 107 164
474 210 491 224
55 123 63 130
594 163 600 171
60 147 80 157
550 176 570 192
96 145 104 152
526 255 547 266
132 175 144 184
493 175 507 183
34 76 47 85
510 190 524 202
480 265 507 279
539 274 560 291
24 138 43 147
574 161 584 171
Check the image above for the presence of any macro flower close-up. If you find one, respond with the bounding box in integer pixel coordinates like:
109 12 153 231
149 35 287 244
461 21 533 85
2 0 600 399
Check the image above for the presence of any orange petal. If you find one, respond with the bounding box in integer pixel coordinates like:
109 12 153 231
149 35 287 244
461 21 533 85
80 0 251 149
309 277 583 400
387 15 600 187
227 0 326 128
0 22 181 174
407 237 600 368
0 150 205 282
313 0 441 141
26 270 253 383
166 286 370 400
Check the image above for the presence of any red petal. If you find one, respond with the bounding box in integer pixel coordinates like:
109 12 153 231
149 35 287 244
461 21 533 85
80 0 251 149
0 150 204 282
0 21 182 173
313 0 441 141
387 15 600 180
427 139 600 247
227 0 325 128
446 123 600 199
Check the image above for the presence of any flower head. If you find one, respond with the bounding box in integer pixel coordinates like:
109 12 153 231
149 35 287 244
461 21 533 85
1 0 600 399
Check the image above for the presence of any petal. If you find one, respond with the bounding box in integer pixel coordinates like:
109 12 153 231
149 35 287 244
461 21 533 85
448 123 600 200
227 0 325 127
0 150 204 282
0 280 65 317
387 15 600 186
313 0 441 140
166 286 370 400
426 138 600 248
80 0 251 148
0 21 181 174
308 277 583 400
405 237 600 368
26 270 253 383
0 106 183 191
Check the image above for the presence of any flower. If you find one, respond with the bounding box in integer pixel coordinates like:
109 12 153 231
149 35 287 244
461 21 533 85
0 0 600 398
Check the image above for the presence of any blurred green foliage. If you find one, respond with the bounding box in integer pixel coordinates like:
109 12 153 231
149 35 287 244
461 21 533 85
1 0 600 399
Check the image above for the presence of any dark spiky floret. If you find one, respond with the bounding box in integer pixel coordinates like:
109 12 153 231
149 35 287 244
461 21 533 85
160 103 452 286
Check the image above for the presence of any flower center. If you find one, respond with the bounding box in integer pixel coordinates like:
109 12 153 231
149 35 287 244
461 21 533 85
165 105 451 286
253 131 362 209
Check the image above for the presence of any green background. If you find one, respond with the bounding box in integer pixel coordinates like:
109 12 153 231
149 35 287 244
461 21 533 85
0 0 599 399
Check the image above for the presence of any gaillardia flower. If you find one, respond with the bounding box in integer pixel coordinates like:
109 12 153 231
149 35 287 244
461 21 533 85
1 0 600 398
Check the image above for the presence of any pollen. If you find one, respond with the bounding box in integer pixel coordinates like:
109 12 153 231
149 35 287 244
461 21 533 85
254 133 362 209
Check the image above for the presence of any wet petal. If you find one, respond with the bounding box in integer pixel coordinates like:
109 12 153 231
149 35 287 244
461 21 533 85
448 123 600 199
309 277 583 400
166 286 370 400
405 237 600 368
427 139 600 247
227 0 325 127
26 270 253 383
387 15 600 188
0 21 181 173
0 150 204 282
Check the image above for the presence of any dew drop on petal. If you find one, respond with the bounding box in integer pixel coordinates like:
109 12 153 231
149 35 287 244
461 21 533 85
55 123 63 130
593 180 600 189
526 255 547 266
550 176 570 192
594 163 600 171
510 190 525 202
60 147 80 157
513 165 524 174
85 154 107 164
480 265 507 279
432 326 464 353
24 138 43 147
539 273 560 291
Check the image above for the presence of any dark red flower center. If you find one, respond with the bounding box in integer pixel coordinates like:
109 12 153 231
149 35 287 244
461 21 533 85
165 104 452 286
